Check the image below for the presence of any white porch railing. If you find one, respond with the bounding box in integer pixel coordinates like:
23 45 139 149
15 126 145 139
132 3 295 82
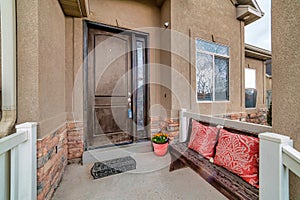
259 132 300 200
0 122 37 200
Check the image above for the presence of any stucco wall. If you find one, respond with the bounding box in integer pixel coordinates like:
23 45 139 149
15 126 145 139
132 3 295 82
15 0 262 139
245 57 266 109
65 0 249 124
272 1 300 199
17 0 66 138
17 0 39 124
158 0 172 118
170 0 244 116
38 0 66 137
65 17 74 121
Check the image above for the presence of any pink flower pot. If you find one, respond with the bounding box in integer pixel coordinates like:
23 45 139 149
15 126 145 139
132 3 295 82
152 142 169 156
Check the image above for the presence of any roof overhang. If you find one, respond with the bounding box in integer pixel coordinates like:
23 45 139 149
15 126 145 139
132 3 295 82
59 0 89 18
58 0 166 17
245 44 272 61
236 0 264 25
237 5 264 25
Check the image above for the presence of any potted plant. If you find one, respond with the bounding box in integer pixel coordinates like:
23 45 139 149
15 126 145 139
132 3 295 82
151 132 169 156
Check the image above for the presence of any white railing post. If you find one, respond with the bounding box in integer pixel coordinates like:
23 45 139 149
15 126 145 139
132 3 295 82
15 122 37 200
179 108 187 142
259 132 292 200
0 152 10 200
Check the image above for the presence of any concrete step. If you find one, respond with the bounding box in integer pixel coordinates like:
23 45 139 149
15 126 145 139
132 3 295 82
82 142 153 165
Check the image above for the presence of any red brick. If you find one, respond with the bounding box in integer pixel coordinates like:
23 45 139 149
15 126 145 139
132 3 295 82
232 113 242 117
67 135 83 141
68 148 83 154
57 124 67 135
67 130 83 137
241 112 248 117
37 191 45 200
68 122 84 130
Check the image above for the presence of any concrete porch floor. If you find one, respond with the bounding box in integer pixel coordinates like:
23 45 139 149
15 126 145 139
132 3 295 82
52 144 227 200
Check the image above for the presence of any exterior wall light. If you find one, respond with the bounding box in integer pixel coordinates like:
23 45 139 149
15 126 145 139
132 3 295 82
164 22 169 28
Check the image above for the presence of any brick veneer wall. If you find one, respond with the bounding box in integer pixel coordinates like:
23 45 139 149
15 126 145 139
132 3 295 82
67 122 84 161
150 117 180 144
37 122 84 200
215 108 268 126
37 124 68 200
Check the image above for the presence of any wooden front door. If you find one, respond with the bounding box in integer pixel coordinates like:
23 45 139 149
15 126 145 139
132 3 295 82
85 22 149 149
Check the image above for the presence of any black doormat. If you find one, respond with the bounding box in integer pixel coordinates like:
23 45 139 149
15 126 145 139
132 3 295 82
91 156 136 179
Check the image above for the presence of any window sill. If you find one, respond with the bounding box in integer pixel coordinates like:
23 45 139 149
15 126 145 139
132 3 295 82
245 107 257 110
196 101 230 104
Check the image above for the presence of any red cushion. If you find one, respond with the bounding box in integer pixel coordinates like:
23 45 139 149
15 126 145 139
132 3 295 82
214 129 259 188
188 120 219 159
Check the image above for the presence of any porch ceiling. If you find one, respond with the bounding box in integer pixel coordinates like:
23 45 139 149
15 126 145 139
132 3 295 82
58 0 165 18
58 0 89 18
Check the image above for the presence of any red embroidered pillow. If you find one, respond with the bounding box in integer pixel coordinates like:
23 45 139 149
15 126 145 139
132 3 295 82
214 129 259 188
188 120 219 159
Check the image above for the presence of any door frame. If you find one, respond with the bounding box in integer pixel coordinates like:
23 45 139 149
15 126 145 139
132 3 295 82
83 20 150 150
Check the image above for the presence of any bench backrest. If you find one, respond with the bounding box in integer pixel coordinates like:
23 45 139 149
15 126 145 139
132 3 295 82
182 111 272 142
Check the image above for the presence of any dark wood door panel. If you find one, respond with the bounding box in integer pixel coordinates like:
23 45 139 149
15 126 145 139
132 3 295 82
94 35 128 96
95 97 127 106
85 22 149 149
94 107 128 135
89 133 133 149
87 26 132 148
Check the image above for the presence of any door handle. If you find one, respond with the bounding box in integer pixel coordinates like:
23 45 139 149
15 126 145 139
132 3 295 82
128 92 132 119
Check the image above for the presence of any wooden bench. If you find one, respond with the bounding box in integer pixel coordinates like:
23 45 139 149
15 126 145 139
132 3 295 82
169 111 272 200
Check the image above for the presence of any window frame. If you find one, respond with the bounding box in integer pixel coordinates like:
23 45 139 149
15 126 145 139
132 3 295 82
195 38 230 103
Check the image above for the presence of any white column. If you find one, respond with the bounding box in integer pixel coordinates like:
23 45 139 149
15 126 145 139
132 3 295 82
15 123 37 200
179 108 187 142
0 152 9 200
259 132 292 200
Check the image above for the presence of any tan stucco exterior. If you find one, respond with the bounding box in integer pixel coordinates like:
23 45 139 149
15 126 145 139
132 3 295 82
170 0 245 116
272 1 300 199
17 0 66 138
15 0 268 139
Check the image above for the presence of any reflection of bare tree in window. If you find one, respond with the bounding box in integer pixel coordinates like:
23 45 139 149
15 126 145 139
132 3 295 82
196 53 213 100
215 57 228 100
